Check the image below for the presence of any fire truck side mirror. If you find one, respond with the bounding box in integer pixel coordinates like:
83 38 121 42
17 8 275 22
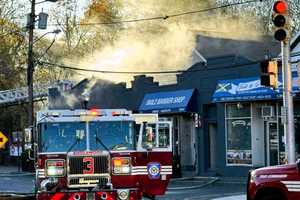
144 126 154 151
24 128 32 144
297 160 300 172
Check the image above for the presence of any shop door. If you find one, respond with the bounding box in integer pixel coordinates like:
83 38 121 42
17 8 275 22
208 123 217 170
179 115 196 177
266 121 279 166
172 116 181 177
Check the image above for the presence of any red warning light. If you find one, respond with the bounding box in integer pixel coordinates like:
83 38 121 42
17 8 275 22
273 1 287 14
90 109 99 116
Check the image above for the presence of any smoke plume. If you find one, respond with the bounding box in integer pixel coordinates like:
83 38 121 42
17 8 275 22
64 0 265 86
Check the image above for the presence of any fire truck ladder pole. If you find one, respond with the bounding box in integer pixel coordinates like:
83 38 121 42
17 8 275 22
282 38 296 164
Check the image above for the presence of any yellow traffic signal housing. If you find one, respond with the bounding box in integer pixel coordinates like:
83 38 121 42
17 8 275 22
269 61 278 88
260 60 278 88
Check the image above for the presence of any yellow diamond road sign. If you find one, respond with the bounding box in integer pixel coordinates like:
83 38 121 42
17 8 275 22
0 131 8 149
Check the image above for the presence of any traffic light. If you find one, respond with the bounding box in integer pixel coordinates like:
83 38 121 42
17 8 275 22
272 0 289 42
260 60 278 88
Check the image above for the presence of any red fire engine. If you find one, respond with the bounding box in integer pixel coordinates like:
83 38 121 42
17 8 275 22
247 161 300 200
31 109 172 200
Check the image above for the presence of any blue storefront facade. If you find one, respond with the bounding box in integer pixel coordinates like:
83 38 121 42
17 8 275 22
212 73 300 174
49 34 300 177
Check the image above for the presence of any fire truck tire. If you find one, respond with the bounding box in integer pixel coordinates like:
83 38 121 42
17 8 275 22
143 194 156 200
257 193 284 200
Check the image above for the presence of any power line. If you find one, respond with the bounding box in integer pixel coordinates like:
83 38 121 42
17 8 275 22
49 0 260 27
39 51 300 75
39 60 261 75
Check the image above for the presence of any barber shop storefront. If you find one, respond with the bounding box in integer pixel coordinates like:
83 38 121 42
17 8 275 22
139 89 198 177
213 75 300 174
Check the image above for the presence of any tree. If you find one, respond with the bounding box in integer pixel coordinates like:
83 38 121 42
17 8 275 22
0 25 26 90
0 0 29 141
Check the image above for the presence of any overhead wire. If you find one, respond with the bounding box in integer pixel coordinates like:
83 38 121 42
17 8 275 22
38 51 300 76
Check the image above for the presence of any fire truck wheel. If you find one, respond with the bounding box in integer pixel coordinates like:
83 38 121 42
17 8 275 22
258 193 284 200
143 194 156 200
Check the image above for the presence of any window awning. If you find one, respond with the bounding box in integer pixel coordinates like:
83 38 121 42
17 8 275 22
139 89 196 113
213 74 299 102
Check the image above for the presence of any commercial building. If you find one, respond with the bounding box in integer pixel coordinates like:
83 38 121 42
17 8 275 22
49 34 300 177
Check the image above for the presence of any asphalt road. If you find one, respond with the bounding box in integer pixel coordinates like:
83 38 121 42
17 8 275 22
0 174 246 200
157 182 245 200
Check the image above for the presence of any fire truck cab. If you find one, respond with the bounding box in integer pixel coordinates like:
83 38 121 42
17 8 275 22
33 109 173 200
247 160 300 200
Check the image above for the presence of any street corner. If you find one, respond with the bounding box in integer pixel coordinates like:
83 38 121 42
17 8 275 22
212 195 246 200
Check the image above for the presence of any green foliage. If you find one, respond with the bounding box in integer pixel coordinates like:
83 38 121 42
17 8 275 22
0 19 26 89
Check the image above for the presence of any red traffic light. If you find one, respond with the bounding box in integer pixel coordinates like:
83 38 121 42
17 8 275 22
273 1 288 14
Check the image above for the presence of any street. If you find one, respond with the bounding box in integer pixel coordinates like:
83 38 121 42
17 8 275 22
156 177 245 200
0 167 246 200
1 0 300 200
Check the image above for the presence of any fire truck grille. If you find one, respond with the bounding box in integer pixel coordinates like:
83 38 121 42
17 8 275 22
68 155 109 174
67 154 110 188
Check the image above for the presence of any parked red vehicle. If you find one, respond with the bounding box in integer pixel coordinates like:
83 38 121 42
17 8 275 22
247 161 300 200
30 109 172 200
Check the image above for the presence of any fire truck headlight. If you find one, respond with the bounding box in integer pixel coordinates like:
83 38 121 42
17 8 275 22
45 159 65 177
117 189 129 200
112 157 131 175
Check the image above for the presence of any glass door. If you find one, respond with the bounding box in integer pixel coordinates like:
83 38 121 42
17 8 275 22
266 121 279 166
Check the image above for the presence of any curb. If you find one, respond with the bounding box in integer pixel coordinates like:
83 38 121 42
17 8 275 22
212 194 246 200
217 178 247 185
167 177 219 191
170 176 218 182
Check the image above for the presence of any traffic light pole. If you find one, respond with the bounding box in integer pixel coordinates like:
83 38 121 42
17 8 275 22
282 39 296 164
27 0 35 144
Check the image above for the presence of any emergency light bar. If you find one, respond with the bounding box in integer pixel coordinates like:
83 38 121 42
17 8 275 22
37 109 132 122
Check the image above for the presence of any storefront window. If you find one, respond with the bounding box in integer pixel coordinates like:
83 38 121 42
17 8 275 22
226 103 252 165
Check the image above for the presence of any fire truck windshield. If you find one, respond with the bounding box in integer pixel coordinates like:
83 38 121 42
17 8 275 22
89 121 134 151
39 121 135 152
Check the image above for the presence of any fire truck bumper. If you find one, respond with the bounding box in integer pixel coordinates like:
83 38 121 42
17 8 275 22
36 189 142 200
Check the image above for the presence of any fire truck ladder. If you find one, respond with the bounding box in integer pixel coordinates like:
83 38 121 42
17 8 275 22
0 80 73 107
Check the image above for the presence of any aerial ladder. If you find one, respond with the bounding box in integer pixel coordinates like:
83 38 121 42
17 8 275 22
0 80 73 107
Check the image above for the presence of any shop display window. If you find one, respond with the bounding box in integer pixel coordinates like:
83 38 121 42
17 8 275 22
226 103 252 165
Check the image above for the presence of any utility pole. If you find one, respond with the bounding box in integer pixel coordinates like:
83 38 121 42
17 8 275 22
272 0 295 163
27 0 35 132
282 39 295 163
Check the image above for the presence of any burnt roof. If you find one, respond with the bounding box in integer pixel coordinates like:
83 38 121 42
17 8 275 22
195 34 281 61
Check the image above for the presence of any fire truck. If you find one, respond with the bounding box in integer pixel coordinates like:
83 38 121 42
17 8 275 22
29 109 173 200
247 161 300 200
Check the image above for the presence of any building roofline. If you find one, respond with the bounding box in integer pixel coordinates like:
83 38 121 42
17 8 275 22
291 32 300 50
